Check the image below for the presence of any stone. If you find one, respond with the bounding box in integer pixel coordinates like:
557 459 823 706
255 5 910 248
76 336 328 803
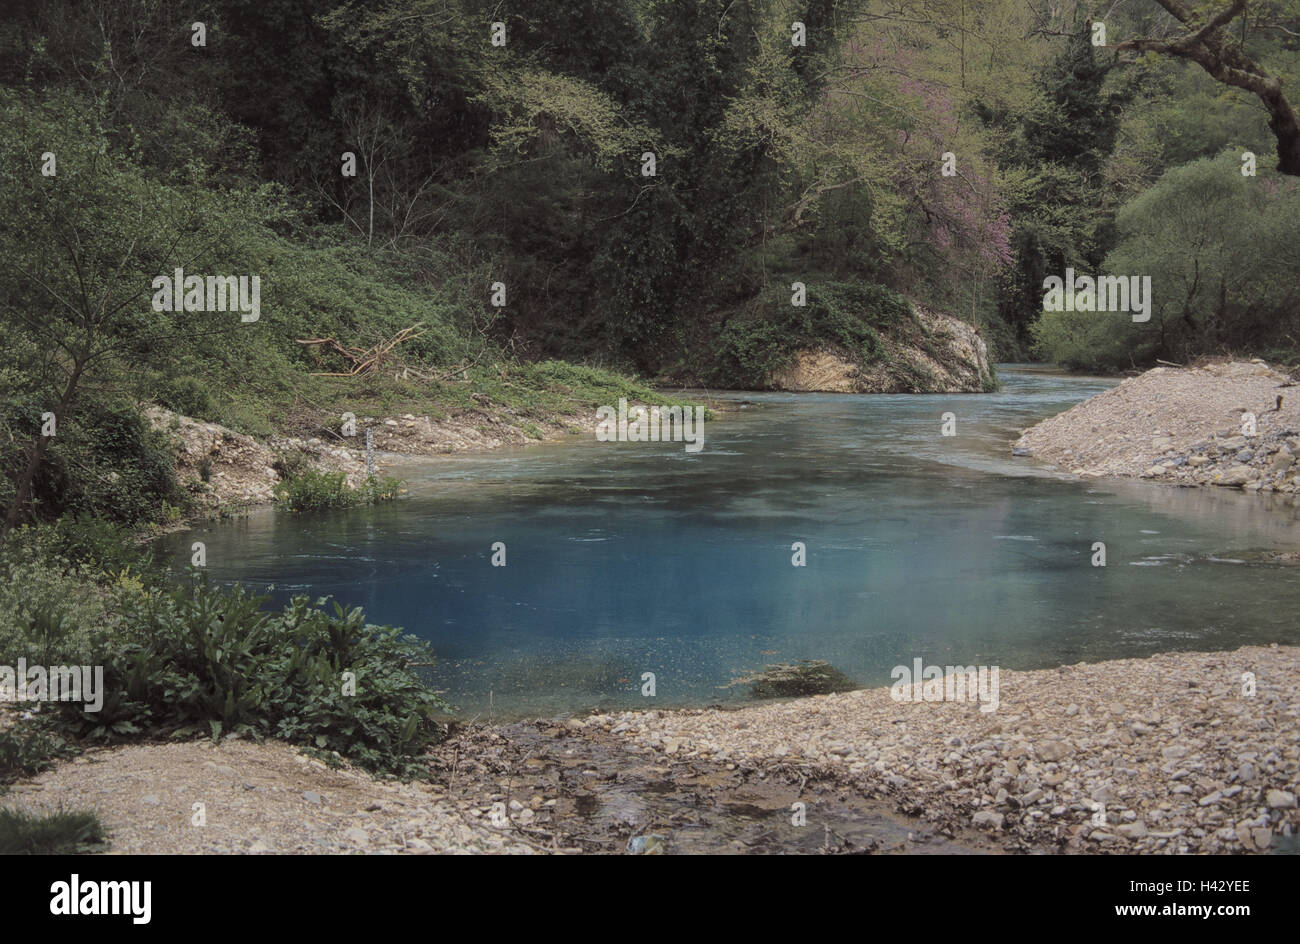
1266 790 1296 810
345 827 369 845
1118 821 1148 839
1214 465 1257 487
302 791 322 805
972 811 1004 830
1037 740 1069 762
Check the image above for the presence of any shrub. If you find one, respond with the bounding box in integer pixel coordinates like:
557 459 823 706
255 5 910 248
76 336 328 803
274 469 402 512
274 468 354 511
152 376 212 419
36 399 183 526
0 723 77 784
55 582 447 778
0 524 134 665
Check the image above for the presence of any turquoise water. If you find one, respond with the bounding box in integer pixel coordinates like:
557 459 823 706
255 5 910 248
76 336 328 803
159 367 1300 716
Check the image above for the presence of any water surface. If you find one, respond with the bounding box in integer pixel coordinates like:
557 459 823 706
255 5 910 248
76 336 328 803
162 367 1300 716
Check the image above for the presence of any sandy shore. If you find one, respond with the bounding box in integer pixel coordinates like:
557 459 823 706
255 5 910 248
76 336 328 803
7 645 1296 854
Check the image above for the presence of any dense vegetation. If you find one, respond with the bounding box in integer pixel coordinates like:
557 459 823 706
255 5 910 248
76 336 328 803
0 0 1296 811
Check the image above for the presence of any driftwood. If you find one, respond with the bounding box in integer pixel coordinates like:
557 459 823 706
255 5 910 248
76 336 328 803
296 323 426 376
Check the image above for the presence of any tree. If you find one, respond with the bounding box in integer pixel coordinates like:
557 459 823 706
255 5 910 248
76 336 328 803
0 91 247 534
1114 0 1300 175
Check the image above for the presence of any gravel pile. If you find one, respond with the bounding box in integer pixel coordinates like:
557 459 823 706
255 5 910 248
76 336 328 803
587 645 1300 854
1013 361 1300 495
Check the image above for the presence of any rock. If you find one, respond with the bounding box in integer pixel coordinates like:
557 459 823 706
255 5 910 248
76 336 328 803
1213 465 1257 487
1118 821 1148 839
1266 790 1296 809
344 827 369 845
972 810 1005 830
1251 828 1273 851
141 794 160 806
249 840 270 853
302 791 322 805
1036 740 1069 762
407 838 433 851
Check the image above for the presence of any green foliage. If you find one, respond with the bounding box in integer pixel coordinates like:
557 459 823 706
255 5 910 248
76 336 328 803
1035 153 1300 370
57 582 447 778
0 808 105 855
151 376 212 419
0 522 141 665
0 722 77 784
274 470 403 512
706 282 914 387
42 400 183 526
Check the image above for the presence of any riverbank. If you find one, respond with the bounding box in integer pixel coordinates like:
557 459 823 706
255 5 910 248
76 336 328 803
7 644 1295 854
146 383 722 522
1012 360 1300 499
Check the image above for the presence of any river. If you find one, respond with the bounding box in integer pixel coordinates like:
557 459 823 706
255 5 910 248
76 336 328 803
159 366 1300 717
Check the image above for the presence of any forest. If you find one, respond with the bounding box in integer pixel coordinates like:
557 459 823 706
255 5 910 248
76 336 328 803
1 1 1299 855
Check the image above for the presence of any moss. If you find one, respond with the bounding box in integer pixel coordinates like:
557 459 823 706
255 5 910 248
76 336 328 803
731 660 859 699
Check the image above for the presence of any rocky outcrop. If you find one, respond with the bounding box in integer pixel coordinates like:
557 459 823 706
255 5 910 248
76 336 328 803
146 401 604 514
766 303 993 393
146 407 372 512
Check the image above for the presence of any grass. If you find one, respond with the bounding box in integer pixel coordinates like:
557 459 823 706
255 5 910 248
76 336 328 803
0 808 106 854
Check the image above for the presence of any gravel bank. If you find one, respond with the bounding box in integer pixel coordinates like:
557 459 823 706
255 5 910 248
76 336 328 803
3 739 535 854
1012 361 1300 497
587 645 1300 854
7 647 1295 854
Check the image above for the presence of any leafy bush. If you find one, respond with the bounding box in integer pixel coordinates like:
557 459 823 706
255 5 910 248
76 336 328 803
35 399 184 526
1034 153 1300 370
152 376 212 419
0 722 76 784
0 524 135 665
56 582 447 778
